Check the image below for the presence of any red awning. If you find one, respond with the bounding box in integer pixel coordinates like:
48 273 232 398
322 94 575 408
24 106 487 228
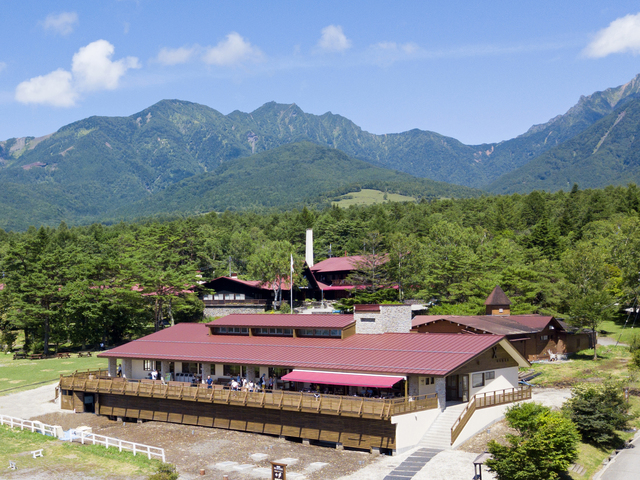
281 370 405 388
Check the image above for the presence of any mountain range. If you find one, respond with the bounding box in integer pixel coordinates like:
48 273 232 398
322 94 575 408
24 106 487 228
2 73 640 230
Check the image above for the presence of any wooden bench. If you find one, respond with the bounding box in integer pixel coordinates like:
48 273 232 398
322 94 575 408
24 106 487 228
8 460 16 470
56 352 71 359
31 449 43 459
12 353 26 360
27 354 43 360
77 352 92 358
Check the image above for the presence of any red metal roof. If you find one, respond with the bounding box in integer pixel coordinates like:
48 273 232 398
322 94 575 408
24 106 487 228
281 370 404 388
412 315 556 335
205 314 354 329
98 323 505 376
310 256 364 273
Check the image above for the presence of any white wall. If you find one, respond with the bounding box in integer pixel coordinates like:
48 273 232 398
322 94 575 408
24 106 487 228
392 408 440 454
129 359 143 379
469 366 519 398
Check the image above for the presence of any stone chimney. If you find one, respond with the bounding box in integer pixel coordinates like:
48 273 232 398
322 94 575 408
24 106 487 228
354 304 412 334
305 229 314 267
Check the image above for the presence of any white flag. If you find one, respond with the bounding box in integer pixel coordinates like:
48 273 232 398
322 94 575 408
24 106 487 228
290 254 294 275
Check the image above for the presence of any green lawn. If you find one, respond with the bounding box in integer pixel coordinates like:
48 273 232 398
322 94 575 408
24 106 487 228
528 346 634 387
0 353 107 396
0 424 159 477
599 318 640 346
332 189 416 207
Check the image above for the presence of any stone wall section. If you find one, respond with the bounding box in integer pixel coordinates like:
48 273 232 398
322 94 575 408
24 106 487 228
354 304 412 334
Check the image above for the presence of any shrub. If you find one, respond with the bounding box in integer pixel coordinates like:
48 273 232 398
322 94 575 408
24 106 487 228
563 380 635 447
148 463 178 480
629 333 640 353
486 403 579 480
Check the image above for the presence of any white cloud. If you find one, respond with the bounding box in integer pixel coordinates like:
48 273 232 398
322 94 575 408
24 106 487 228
317 25 351 52
72 40 140 91
41 12 78 36
156 46 197 65
15 69 77 107
202 32 264 66
584 13 640 58
15 40 139 107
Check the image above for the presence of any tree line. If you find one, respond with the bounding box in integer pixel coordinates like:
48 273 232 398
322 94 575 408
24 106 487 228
1 183 640 354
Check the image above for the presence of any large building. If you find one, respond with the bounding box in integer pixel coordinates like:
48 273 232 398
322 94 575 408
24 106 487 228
59 304 530 454
411 286 591 361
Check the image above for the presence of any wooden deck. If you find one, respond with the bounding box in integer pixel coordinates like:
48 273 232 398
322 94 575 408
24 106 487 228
59 370 438 452
59 370 437 420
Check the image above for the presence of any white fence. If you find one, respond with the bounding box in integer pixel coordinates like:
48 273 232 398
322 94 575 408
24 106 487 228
0 414 58 437
70 429 166 462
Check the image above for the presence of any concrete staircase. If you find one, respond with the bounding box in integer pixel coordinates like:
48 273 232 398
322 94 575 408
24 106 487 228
417 403 467 450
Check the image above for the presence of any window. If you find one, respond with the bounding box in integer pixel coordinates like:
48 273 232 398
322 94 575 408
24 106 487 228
485 371 495 381
330 329 341 337
540 335 549 341
203 294 213 300
361 317 375 323
298 329 314 336
182 363 200 374
214 293 224 300
472 373 485 388
315 329 330 336
143 360 156 371
225 293 234 300
283 329 293 336
224 364 241 377
236 293 245 300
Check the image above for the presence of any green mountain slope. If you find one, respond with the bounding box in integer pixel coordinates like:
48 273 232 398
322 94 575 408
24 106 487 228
110 142 480 220
487 97 640 194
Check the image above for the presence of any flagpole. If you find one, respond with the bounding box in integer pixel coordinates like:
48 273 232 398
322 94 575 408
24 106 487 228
290 254 294 314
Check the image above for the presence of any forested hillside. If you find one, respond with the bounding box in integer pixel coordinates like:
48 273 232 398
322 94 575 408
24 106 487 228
1 184 639 355
488 97 640 194
1 72 640 231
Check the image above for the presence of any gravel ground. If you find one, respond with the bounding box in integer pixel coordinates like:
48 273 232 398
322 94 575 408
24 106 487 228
2 383 573 480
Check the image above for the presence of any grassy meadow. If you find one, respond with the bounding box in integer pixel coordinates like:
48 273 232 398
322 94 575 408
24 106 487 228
0 353 107 396
332 189 416 207
0 424 160 477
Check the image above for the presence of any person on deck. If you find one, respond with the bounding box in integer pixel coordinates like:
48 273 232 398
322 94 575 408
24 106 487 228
206 376 213 389
117 364 122 377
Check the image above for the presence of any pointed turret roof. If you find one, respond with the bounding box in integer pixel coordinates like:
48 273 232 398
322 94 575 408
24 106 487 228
484 285 511 306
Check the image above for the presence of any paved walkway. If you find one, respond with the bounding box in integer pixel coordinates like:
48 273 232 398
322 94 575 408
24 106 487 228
383 448 441 480
594 433 640 480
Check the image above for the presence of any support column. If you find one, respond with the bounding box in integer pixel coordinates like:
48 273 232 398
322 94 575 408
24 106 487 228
161 361 170 381
123 358 133 379
108 357 117 377
202 363 211 383
247 366 256 383
436 377 446 411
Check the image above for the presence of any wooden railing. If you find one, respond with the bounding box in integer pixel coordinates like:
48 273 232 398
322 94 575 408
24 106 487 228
59 371 437 420
450 386 531 445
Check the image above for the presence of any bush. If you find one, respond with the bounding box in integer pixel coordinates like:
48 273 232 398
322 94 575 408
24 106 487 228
486 402 579 480
148 463 178 480
629 333 640 353
632 349 640 370
563 380 635 447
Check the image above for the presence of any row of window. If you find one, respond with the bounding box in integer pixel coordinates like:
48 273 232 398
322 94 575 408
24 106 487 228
211 327 342 337
203 293 247 300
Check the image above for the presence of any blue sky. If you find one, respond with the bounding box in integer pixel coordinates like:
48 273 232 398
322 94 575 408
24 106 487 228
2 1 640 145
